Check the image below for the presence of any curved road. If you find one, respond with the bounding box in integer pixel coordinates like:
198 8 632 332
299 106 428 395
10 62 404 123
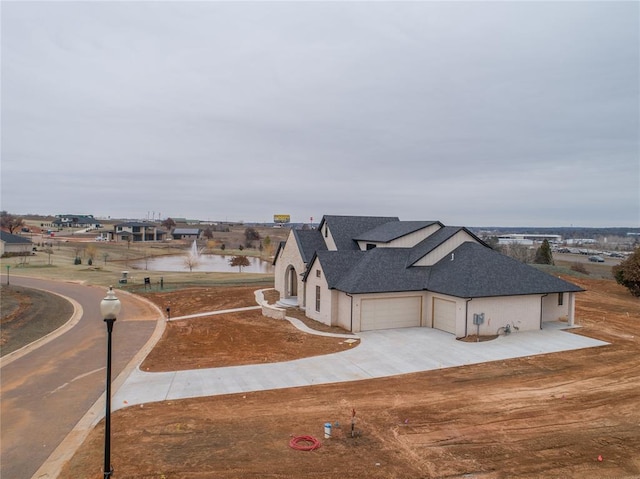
0 276 161 479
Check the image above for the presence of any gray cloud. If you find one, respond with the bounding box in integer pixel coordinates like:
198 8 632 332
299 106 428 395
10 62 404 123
1 1 638 226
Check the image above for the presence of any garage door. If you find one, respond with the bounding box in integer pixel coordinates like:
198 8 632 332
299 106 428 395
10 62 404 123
433 298 456 334
361 297 422 331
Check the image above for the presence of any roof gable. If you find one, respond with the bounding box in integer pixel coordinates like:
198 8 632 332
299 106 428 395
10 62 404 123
334 248 427 293
293 229 327 263
427 242 584 297
354 220 441 243
272 240 287 265
407 226 487 266
308 250 366 288
320 215 399 251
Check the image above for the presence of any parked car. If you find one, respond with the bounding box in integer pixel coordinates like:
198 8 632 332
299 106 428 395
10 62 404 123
588 255 605 263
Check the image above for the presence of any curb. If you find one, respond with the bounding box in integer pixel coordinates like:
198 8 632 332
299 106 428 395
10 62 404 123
30 292 167 479
0 291 83 369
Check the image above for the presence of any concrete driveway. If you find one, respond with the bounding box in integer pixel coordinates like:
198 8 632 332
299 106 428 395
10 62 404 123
114 322 608 410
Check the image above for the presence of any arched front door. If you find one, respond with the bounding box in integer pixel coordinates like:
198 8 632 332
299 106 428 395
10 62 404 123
286 265 298 298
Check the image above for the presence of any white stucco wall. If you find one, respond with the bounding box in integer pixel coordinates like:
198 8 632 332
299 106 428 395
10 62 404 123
301 282 561 337
304 261 334 326
337 292 353 331
356 223 442 250
464 295 542 335
274 230 306 302
541 292 572 323
413 231 479 266
1 241 32 255
321 223 337 250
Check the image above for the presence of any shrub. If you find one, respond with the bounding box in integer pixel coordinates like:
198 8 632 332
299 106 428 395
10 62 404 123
570 262 589 275
612 247 640 297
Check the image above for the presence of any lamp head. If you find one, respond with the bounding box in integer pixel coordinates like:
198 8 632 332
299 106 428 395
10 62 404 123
100 286 121 320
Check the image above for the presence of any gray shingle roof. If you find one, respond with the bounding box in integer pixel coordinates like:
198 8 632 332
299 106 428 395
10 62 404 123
321 215 399 251
354 221 441 243
427 242 584 297
0 231 33 244
296 215 583 299
311 250 366 288
333 248 428 293
293 229 327 263
173 228 200 235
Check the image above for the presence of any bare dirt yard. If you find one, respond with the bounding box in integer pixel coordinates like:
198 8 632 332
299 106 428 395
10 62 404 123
57 277 640 478
137 286 358 371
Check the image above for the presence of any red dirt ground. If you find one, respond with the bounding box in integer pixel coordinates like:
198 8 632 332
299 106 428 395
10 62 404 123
61 277 640 479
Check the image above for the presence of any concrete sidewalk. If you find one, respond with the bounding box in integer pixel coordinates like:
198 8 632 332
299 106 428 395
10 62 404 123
113 322 607 410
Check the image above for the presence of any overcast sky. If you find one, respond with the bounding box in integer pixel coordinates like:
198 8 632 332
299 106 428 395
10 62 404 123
1 1 638 227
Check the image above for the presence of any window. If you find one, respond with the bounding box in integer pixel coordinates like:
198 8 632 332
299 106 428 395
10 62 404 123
366 243 376 250
324 225 328 238
315 286 321 312
558 292 564 306
316 269 321 278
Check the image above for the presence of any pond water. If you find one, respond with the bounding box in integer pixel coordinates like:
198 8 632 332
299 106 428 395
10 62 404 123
133 254 274 274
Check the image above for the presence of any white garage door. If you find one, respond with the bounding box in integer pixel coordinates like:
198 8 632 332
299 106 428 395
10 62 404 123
361 297 422 331
433 298 456 334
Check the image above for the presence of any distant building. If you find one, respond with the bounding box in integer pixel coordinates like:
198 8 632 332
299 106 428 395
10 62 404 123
565 238 597 245
1 231 33 256
172 228 202 240
113 222 166 242
497 234 562 246
53 214 101 229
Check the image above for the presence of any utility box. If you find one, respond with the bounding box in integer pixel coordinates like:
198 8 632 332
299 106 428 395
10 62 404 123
473 313 485 325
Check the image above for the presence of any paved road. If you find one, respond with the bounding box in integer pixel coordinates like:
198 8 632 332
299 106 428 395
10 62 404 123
0 276 160 479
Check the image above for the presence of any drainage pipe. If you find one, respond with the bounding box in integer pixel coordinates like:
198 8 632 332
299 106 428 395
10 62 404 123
464 298 473 337
539 293 549 329
346 293 354 332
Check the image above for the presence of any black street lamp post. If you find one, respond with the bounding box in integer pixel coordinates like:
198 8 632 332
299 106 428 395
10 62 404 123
99 286 121 478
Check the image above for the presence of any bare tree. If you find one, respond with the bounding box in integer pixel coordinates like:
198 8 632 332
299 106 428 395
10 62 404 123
43 247 54 265
161 217 176 230
502 243 534 263
184 255 200 272
0 211 25 234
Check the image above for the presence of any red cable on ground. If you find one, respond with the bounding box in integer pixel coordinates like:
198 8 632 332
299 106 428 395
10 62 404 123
289 435 321 451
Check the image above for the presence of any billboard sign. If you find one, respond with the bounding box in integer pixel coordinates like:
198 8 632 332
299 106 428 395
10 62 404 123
273 214 291 224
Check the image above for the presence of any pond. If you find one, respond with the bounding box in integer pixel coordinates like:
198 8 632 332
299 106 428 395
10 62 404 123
132 254 274 274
